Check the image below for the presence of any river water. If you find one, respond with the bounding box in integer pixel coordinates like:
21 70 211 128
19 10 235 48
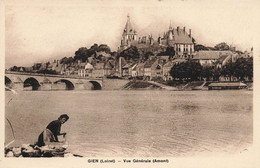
5 90 253 157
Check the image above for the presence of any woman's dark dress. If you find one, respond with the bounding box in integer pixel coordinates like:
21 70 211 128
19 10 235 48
36 120 61 147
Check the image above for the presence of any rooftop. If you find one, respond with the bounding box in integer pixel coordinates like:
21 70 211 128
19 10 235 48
193 50 233 60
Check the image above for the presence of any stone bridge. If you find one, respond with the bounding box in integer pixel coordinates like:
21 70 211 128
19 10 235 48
5 71 103 91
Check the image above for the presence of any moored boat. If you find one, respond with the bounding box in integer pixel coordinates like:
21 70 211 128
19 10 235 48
208 82 248 90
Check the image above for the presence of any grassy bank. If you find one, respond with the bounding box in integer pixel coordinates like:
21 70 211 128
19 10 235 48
123 81 161 90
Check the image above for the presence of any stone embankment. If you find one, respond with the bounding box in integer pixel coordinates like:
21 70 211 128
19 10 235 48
5 143 82 158
122 81 178 90
122 80 253 91
102 78 130 90
147 81 178 90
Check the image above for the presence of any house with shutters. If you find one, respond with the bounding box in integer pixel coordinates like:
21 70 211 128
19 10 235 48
162 61 174 81
144 57 163 80
104 60 115 77
135 62 145 78
122 63 136 78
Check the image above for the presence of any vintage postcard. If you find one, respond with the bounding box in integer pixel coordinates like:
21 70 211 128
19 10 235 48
1 0 259 167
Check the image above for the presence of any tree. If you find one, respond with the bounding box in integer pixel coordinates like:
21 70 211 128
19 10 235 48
192 37 196 44
170 63 186 81
188 61 203 81
235 50 244 54
37 69 57 75
60 57 68 64
157 46 175 57
201 66 214 81
214 42 230 50
74 47 89 62
170 61 202 81
212 67 221 81
166 47 175 58
246 57 253 81
194 44 209 51
144 51 154 60
119 46 140 61
98 44 111 53
90 43 99 51
233 57 253 81
110 51 118 59
9 66 18 71
61 57 74 65
74 44 112 62
221 60 234 81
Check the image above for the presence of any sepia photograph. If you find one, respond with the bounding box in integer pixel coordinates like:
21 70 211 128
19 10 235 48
1 0 259 167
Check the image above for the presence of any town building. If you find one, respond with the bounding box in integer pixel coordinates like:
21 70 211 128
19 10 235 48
193 50 237 67
119 14 138 51
143 57 163 80
104 60 115 77
158 25 194 59
119 15 195 60
162 61 174 81
135 62 145 78
122 63 136 78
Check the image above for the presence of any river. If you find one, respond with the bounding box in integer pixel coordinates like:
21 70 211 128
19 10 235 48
5 90 253 157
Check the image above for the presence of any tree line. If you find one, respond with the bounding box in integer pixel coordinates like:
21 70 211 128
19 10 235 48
169 57 253 81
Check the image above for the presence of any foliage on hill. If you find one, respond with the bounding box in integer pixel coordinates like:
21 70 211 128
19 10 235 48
60 57 74 65
157 47 175 57
73 44 111 62
119 46 140 61
194 44 210 51
214 42 230 50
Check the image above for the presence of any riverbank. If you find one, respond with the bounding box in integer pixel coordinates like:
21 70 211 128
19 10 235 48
122 81 162 90
121 80 253 91
5 143 82 158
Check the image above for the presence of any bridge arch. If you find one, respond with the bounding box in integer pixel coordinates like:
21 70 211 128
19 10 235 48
24 77 41 90
89 81 102 90
5 71 103 91
54 79 74 90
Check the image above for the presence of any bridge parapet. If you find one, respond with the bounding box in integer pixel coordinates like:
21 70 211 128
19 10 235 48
5 71 103 81
5 71 103 90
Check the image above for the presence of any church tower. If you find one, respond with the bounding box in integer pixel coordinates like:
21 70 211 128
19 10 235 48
168 22 174 42
119 14 137 51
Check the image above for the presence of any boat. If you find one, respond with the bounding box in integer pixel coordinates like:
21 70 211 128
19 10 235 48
208 82 248 90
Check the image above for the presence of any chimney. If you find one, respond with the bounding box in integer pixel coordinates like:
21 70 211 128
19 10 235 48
189 29 191 37
183 27 186 34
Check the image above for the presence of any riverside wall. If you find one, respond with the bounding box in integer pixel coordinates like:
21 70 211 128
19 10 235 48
102 78 130 90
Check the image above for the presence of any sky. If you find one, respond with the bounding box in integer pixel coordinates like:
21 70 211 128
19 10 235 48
4 0 259 68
